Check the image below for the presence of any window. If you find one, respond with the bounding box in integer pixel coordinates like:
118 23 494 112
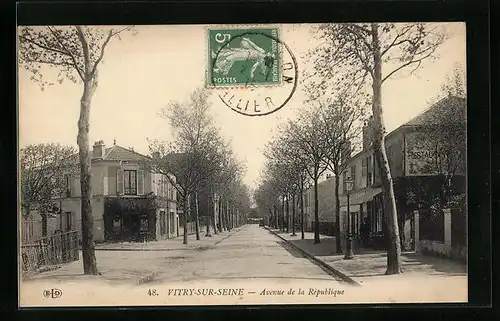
350 165 356 190
113 218 121 233
367 155 373 186
160 176 165 197
377 209 383 232
124 170 137 195
160 211 166 235
61 212 72 231
140 217 149 232
374 156 381 185
169 212 175 234
342 170 348 194
64 174 71 197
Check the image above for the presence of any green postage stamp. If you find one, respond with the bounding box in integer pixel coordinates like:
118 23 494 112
207 27 281 87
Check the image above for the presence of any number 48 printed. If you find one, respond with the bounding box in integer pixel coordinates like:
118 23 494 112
148 289 159 296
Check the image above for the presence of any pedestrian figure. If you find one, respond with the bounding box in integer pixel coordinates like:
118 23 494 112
360 217 370 247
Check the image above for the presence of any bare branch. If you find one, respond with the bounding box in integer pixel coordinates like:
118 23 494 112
47 26 85 81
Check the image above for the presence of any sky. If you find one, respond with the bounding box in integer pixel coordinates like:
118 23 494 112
18 23 466 192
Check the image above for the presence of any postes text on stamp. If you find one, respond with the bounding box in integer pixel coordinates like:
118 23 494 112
208 28 281 87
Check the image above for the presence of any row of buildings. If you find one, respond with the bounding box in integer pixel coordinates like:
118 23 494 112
299 95 466 259
22 141 224 243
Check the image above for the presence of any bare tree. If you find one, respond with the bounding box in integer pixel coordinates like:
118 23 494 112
307 23 447 274
148 88 224 245
265 108 330 243
425 64 466 207
20 143 77 236
18 26 135 274
314 93 367 254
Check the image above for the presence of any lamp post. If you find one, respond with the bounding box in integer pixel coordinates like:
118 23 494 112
344 180 354 260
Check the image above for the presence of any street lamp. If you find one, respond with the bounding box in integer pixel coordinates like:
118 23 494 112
344 180 355 260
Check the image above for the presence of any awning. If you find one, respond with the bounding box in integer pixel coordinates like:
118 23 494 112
338 187 382 209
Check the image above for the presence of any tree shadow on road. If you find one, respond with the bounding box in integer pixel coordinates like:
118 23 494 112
402 253 467 275
276 241 305 258
283 238 339 257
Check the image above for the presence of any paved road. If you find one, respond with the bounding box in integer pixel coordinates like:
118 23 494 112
151 224 342 284
25 224 343 286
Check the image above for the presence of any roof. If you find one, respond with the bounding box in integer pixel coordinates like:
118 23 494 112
163 152 188 164
101 145 149 162
404 95 466 127
345 95 466 164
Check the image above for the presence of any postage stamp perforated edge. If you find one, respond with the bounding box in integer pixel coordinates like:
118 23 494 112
204 24 285 90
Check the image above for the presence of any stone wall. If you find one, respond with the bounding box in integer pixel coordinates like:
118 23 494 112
414 209 467 262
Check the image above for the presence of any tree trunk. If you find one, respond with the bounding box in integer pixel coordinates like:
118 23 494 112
218 197 223 232
285 196 290 233
211 194 218 235
195 192 200 240
274 204 278 229
300 179 305 240
292 193 296 236
281 196 285 232
78 86 98 275
313 174 320 244
205 194 211 237
230 206 234 229
22 205 31 221
183 194 189 245
371 23 403 274
226 200 231 231
334 166 343 254
41 213 48 237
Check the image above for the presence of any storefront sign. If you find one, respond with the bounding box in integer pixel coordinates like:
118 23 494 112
405 131 439 176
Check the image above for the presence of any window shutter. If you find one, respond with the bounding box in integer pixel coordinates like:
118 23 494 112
117 169 124 195
137 169 144 195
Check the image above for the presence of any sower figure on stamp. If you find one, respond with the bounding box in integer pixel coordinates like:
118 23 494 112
212 37 276 82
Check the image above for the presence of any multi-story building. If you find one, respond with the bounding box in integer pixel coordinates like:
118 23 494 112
337 95 466 251
54 140 178 242
303 174 337 235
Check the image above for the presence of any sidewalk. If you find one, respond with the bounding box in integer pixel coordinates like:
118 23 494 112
95 228 240 251
23 228 242 285
267 228 467 287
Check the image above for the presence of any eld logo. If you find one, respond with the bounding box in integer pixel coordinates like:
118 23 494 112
43 288 62 299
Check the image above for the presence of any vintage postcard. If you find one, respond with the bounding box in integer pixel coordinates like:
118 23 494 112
18 22 467 307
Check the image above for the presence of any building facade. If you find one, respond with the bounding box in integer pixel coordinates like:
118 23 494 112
53 141 178 243
303 175 337 235
337 96 466 252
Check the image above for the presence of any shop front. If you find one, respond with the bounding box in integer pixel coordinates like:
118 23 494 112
103 196 158 242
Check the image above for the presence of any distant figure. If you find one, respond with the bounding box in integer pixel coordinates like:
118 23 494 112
360 218 370 247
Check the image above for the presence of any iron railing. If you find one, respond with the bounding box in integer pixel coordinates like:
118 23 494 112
419 208 445 243
20 230 79 276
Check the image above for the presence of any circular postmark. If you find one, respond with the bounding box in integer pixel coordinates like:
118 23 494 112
207 28 298 117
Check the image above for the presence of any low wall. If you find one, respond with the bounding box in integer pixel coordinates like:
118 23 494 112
417 240 467 262
414 209 467 262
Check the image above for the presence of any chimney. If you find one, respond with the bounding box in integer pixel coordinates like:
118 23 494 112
92 140 106 159
362 116 373 151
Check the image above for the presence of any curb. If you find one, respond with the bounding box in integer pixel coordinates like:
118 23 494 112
265 227 361 287
95 229 240 252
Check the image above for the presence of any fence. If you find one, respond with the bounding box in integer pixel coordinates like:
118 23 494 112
21 220 43 244
181 220 207 236
20 230 80 276
419 209 445 242
451 207 467 247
